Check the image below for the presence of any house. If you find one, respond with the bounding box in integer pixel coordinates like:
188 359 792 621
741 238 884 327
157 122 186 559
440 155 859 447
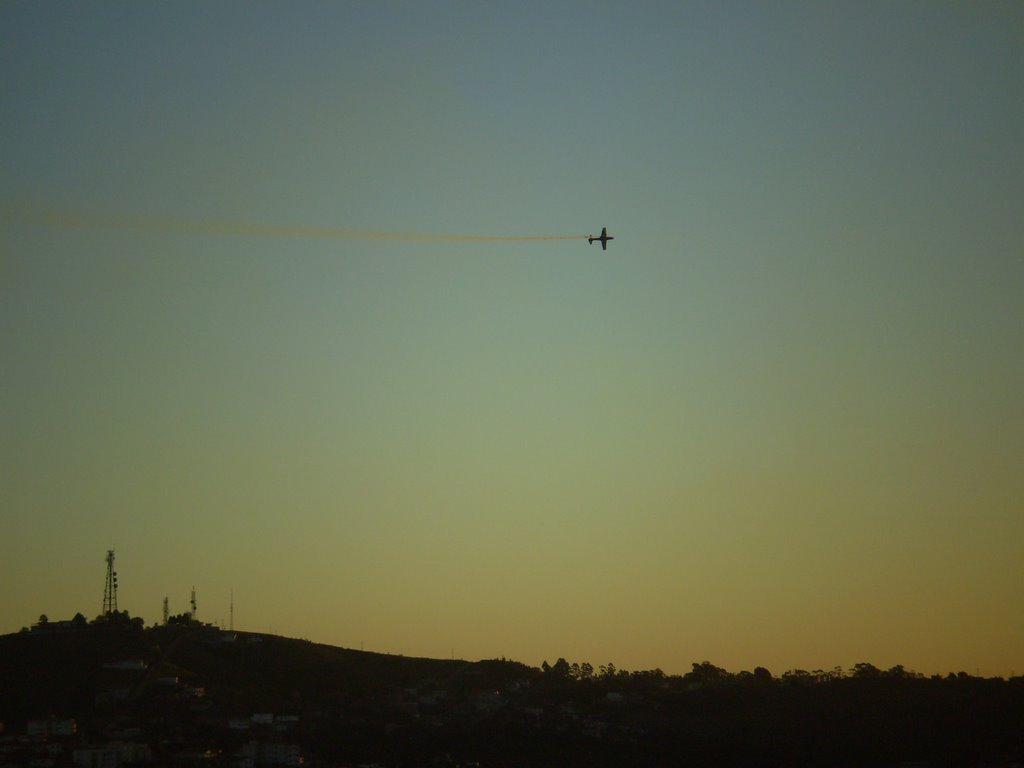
73 743 151 767
102 660 146 671
240 741 301 767
27 719 76 738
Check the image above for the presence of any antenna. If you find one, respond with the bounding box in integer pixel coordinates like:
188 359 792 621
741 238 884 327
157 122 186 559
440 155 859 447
102 550 118 616
230 589 234 632
190 586 197 620
162 596 169 625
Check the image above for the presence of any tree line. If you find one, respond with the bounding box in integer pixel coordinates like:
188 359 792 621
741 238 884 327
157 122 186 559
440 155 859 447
538 657 1009 685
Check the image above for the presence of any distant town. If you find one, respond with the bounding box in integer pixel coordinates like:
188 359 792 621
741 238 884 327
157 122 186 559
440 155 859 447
2 551 1022 767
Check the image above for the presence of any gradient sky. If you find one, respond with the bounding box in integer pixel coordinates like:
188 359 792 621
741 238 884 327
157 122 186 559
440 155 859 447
2 2 1022 678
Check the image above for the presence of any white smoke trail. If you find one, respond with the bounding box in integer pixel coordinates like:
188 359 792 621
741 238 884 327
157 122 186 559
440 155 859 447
2 205 588 243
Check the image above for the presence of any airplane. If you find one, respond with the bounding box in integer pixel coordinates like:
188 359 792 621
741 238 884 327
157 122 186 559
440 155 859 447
588 227 614 250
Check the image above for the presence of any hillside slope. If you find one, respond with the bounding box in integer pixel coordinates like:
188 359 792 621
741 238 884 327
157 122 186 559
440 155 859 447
2 625 1022 767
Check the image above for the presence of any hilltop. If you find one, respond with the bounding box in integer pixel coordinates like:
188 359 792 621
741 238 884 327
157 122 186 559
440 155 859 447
0 624 485 719
1 624 1022 767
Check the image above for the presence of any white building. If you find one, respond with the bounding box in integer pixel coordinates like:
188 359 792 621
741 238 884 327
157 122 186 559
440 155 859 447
27 718 76 738
72 743 151 767
241 741 301 767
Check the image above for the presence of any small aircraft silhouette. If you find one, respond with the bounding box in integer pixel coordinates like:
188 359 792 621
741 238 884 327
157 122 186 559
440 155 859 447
588 227 614 250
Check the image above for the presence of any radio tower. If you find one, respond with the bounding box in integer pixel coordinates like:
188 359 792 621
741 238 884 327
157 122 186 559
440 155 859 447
162 596 169 625
190 587 197 621
102 550 118 616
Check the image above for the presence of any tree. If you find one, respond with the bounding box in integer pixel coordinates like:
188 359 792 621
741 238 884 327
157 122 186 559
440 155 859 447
686 661 731 686
91 609 146 629
782 669 812 684
37 614 48 626
885 664 920 679
547 658 571 679
850 662 882 678
628 668 666 690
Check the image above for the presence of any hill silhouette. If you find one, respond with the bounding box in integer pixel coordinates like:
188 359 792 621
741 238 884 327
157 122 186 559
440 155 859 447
2 624 1022 767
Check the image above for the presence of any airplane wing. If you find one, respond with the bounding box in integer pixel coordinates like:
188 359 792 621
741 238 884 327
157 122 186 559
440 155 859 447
601 239 608 250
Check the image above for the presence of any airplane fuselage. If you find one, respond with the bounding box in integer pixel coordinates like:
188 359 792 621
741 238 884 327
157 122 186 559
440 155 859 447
588 227 614 250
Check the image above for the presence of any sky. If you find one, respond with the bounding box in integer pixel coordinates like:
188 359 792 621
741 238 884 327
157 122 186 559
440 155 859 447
2 2 1022 678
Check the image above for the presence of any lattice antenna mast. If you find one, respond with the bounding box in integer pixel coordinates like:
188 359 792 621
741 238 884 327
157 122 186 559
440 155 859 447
162 596 169 625
190 587 197 621
102 550 118 615
230 590 234 632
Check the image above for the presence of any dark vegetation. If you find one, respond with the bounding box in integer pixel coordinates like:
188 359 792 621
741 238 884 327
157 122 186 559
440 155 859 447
1 620 1022 767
